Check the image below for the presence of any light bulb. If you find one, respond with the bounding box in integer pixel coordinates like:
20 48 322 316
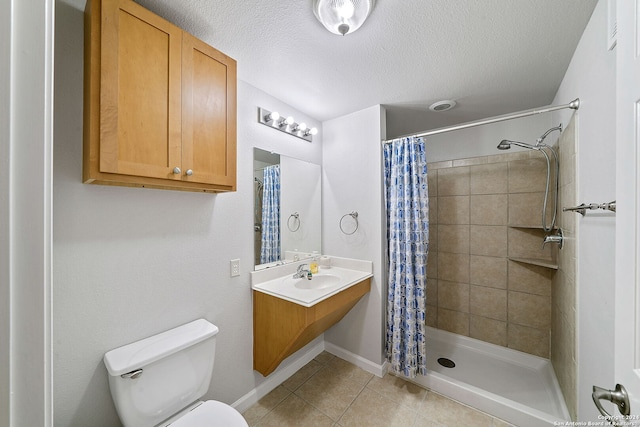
336 0 355 19
265 111 280 122
304 127 319 137
291 122 307 132
277 115 295 128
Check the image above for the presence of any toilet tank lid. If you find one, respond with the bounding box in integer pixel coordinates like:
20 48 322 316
104 319 219 376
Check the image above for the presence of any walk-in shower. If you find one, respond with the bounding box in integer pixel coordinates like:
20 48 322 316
497 125 562 232
384 100 579 427
421 326 570 425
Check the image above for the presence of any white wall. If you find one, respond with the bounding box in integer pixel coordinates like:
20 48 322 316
0 2 10 423
2 0 55 426
280 156 321 257
53 2 322 425
322 105 386 365
552 0 616 421
426 114 551 162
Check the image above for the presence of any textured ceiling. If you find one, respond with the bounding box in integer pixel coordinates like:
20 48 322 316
71 0 598 131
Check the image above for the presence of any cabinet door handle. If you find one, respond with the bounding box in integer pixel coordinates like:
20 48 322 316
186 169 193 176
173 167 181 174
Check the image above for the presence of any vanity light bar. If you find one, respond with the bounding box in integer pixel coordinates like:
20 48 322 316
258 107 317 142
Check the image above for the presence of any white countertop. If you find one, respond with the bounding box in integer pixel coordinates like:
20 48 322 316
250 256 373 307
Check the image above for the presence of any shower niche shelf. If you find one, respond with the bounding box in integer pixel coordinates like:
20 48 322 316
508 257 558 270
507 226 558 270
508 224 558 230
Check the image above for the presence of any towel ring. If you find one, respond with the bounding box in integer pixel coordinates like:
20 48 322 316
340 211 359 235
287 212 300 232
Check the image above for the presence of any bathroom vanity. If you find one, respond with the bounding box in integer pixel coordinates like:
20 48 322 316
250 257 372 376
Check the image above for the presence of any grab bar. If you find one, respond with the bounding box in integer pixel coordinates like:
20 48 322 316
563 201 616 216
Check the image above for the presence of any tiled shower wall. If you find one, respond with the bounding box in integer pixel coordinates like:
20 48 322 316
426 150 557 358
552 117 578 419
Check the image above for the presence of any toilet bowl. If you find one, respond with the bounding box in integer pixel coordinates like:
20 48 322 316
159 400 247 427
104 319 248 427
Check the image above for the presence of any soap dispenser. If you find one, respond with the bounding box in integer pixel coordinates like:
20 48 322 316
310 251 319 274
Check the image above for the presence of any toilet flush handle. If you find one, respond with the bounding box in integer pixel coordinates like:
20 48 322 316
120 368 143 380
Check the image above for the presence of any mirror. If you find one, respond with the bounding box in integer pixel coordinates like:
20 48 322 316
253 148 321 270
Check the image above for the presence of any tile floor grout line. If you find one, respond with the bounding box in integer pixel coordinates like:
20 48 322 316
254 387 294 426
295 363 372 424
292 353 346 423
339 374 374 424
371 374 427 426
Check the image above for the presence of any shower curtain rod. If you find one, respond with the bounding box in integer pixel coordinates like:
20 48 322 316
254 165 278 172
381 98 580 144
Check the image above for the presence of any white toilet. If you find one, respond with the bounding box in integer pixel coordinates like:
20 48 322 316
104 319 248 427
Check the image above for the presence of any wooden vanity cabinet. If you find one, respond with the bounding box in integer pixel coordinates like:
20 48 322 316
84 0 237 192
253 278 371 376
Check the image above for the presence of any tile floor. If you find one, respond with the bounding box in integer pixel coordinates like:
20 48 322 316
242 352 515 427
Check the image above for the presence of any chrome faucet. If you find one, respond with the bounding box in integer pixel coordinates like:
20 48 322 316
293 264 312 280
542 228 564 249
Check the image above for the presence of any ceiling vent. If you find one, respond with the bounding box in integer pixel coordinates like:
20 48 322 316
429 100 457 112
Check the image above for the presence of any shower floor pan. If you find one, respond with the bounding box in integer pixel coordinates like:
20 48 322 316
406 327 570 427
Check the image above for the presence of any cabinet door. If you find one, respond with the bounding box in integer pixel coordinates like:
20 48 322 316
100 0 182 180
182 32 237 188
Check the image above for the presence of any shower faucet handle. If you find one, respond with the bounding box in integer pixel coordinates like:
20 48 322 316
542 229 564 250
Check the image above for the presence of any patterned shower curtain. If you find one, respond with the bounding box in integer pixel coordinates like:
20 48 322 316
260 165 281 264
383 136 429 378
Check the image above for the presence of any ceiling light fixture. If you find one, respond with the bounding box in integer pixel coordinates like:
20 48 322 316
313 0 376 36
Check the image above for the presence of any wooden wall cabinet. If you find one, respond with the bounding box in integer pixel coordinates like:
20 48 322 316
84 0 237 192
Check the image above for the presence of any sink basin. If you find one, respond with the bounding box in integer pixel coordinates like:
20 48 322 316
283 273 341 290
251 261 373 307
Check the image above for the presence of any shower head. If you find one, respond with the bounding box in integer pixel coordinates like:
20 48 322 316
496 140 539 151
498 124 563 151
496 134 561 233
497 140 512 150
536 124 563 145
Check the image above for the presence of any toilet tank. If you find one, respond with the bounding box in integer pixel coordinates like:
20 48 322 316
104 319 219 427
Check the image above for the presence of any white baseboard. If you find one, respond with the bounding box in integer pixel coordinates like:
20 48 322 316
323 342 387 378
231 341 325 413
